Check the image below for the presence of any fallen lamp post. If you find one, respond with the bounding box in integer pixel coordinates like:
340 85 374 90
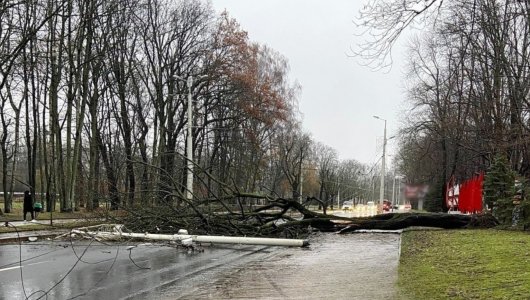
62 225 309 247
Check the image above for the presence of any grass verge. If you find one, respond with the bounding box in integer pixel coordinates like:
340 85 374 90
1 204 127 234
398 229 530 300
0 220 107 234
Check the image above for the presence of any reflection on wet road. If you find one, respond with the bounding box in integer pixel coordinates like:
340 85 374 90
0 241 274 299
0 233 400 299
170 232 400 299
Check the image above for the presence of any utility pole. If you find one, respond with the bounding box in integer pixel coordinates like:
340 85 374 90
299 170 303 204
186 76 193 201
392 174 396 211
174 74 206 201
337 184 340 209
397 177 402 206
373 116 387 208
371 175 376 202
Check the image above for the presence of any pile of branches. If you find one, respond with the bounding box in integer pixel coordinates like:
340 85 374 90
108 194 499 238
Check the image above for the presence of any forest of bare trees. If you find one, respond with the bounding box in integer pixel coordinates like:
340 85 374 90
0 0 376 229
357 0 530 212
2 0 522 236
5 0 525 231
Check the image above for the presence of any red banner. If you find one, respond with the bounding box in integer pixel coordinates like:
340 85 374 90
446 173 483 213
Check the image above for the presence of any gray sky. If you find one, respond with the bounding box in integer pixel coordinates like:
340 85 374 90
210 0 407 166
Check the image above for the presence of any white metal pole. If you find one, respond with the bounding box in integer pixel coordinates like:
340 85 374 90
379 119 386 207
371 176 375 202
186 76 194 201
83 230 309 247
392 174 396 211
337 184 340 209
397 177 402 206
191 235 309 247
299 169 303 204
373 115 388 210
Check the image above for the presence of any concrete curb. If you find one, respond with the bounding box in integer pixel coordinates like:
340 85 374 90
401 226 444 232
0 234 57 244
0 230 70 245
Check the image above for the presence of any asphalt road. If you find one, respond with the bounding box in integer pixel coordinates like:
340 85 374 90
180 232 400 300
0 233 400 300
0 240 276 299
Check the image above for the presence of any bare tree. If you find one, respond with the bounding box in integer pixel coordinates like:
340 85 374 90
354 0 445 69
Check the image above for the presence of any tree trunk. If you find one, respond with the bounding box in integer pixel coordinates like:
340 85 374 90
335 213 498 233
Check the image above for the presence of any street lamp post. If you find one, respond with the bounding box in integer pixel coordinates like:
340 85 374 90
337 184 340 209
371 175 376 203
373 115 387 208
299 170 303 204
392 174 396 211
397 176 402 207
392 175 403 207
174 75 195 201
186 76 193 201
300 167 317 204
298 166 318 204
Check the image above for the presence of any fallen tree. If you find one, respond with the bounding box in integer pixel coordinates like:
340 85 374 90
112 196 498 238
334 212 499 233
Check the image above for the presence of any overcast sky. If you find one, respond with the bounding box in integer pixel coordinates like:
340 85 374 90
209 0 408 167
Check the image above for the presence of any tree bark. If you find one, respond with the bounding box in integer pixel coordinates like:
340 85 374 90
335 212 499 233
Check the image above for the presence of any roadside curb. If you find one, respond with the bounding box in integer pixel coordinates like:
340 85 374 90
401 226 444 232
0 230 70 245
0 218 107 245
0 234 55 245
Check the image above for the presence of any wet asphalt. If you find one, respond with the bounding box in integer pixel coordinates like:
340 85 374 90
0 232 400 300
176 232 401 300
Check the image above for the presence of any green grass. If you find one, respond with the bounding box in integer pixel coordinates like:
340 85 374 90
1 200 126 222
0 220 106 233
1 200 83 220
1 200 130 235
398 229 530 300
1 209 89 221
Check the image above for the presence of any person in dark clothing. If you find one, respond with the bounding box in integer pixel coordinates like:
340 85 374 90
23 190 34 221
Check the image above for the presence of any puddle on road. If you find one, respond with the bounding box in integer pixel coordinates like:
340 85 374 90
173 232 400 300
